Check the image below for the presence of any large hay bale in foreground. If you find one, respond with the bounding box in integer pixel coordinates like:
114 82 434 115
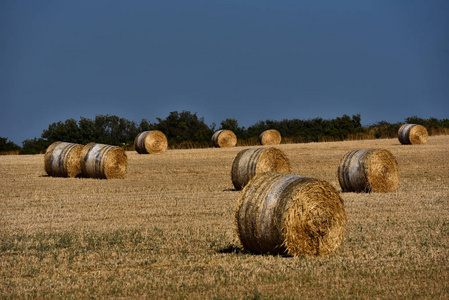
259 129 282 145
337 149 399 193
231 147 291 190
80 143 127 179
398 124 428 145
236 172 346 256
211 130 237 148
134 130 168 154
44 141 84 177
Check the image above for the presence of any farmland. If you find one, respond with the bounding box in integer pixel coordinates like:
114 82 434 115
1 135 448 299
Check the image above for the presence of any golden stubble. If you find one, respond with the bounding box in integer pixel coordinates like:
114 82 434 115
1 136 448 298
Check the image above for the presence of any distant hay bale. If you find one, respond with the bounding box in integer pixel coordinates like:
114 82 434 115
231 147 291 190
134 130 168 154
337 149 399 193
211 130 237 148
259 129 282 145
44 141 84 177
398 124 428 145
235 172 347 256
80 143 127 179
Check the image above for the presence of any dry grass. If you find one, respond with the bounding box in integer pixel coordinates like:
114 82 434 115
1 136 448 299
0 150 20 156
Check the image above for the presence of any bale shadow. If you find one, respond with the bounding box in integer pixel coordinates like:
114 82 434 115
217 245 244 254
217 245 292 257
222 188 238 192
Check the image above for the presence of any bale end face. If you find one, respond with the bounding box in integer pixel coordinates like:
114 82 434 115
212 130 237 148
259 129 282 145
103 146 128 178
256 147 291 174
135 130 168 154
283 180 347 256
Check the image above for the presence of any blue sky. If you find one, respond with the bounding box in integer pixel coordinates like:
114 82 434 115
1 0 448 145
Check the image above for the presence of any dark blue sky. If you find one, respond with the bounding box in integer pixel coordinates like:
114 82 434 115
1 0 448 145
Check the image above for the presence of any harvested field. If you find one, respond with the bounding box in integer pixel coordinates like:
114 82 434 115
1 135 448 299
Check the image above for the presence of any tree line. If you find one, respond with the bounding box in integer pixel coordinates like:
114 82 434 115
1 111 448 154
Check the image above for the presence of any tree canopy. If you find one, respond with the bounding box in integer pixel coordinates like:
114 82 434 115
2 112 447 154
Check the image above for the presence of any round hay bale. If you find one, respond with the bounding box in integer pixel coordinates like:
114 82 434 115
134 130 168 154
337 149 399 193
259 129 282 145
231 147 291 190
80 143 127 179
44 141 84 177
398 124 428 145
211 130 237 148
235 172 347 256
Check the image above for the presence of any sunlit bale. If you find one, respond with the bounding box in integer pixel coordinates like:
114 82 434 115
134 130 168 154
231 147 291 190
44 141 84 177
235 172 347 256
337 149 399 193
259 129 282 145
80 143 127 179
211 129 237 148
398 124 428 145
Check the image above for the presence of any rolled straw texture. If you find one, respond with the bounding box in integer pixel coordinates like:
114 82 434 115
134 130 168 154
337 149 399 193
259 129 282 145
80 143 127 179
236 172 347 256
211 130 237 148
44 141 84 177
231 147 291 190
398 124 428 145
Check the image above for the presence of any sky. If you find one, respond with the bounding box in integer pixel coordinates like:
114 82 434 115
1 0 448 145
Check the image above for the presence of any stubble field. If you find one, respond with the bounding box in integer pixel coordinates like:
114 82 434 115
1 135 448 299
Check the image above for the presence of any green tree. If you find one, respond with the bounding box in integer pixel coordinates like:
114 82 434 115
92 115 138 146
78 117 98 144
154 111 214 145
21 138 50 154
138 119 155 132
326 114 363 140
42 118 81 144
0 137 21 152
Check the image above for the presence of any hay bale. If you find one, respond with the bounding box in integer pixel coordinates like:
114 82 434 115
398 124 428 145
259 129 282 145
231 147 291 190
337 149 399 193
211 130 237 148
235 172 346 256
134 130 168 154
44 141 84 177
80 143 127 179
